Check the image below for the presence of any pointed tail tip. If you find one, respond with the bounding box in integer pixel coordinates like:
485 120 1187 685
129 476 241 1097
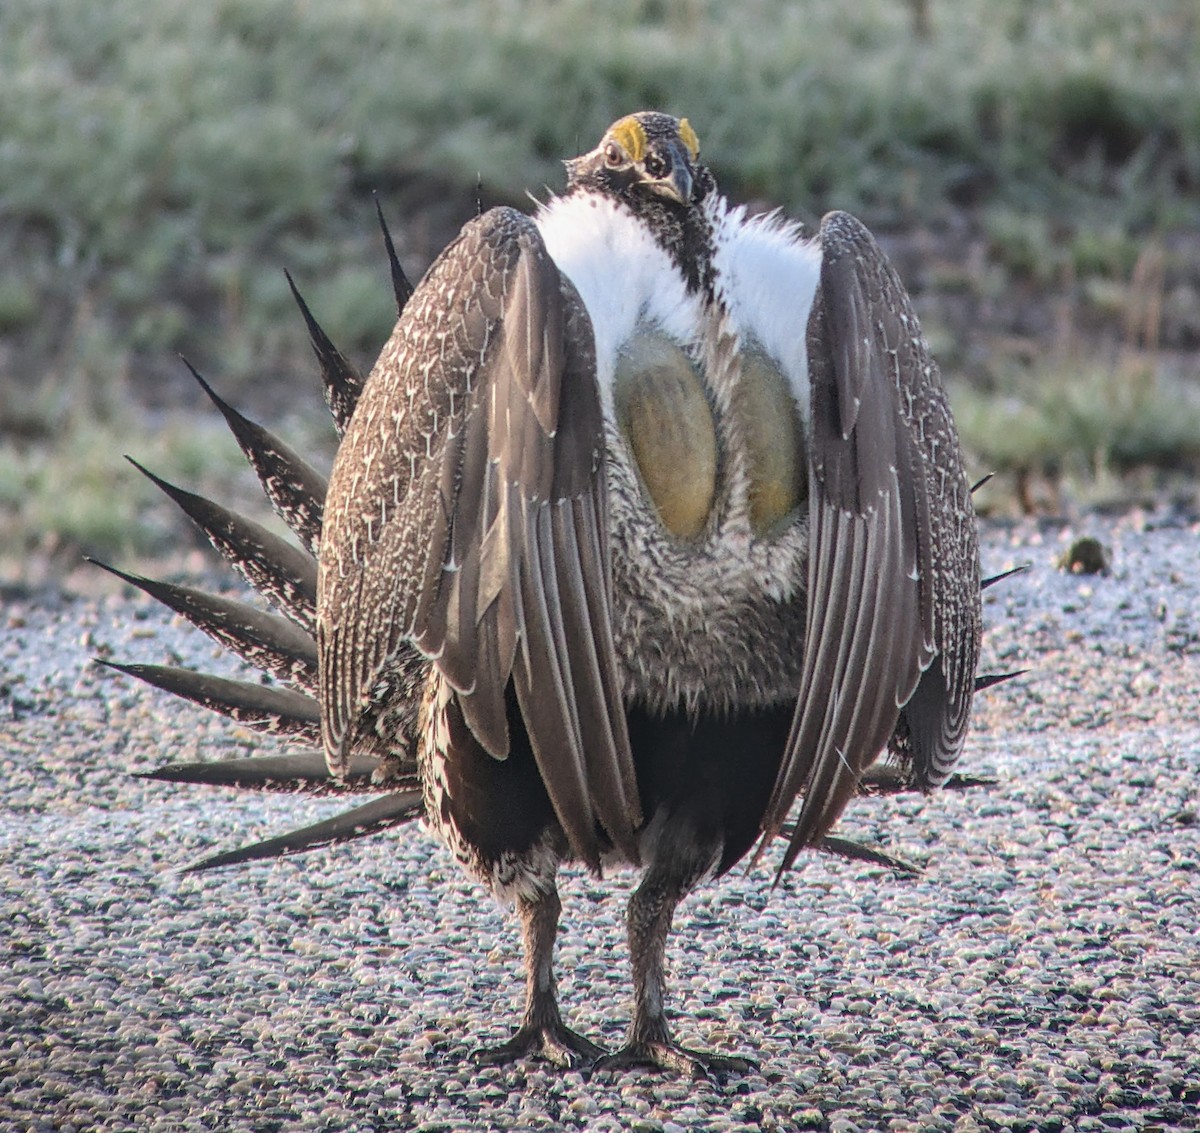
123 454 170 492
373 193 414 314
970 472 995 494
84 555 119 583
283 267 319 331
84 557 139 587
981 563 1032 591
94 657 132 675
178 355 225 409
975 669 1027 692
181 848 254 874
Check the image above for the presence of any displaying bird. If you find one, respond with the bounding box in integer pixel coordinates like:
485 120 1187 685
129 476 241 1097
100 111 1015 1077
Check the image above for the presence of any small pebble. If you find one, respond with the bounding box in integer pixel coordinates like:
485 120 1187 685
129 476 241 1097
1 516 1198 1129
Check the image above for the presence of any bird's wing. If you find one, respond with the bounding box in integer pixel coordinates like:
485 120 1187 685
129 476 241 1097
763 210 981 872
317 207 640 869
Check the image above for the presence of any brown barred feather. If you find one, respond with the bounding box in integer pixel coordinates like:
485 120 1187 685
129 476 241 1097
102 112 1006 1075
89 559 317 691
185 360 328 556
127 458 317 634
98 660 320 741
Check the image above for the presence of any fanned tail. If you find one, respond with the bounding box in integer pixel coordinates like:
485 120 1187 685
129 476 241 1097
100 215 426 866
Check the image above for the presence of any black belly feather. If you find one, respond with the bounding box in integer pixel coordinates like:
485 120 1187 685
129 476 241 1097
440 688 561 865
626 702 793 876
441 688 793 878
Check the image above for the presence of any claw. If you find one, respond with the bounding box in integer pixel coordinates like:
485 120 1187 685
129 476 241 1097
472 1021 606 1070
592 1039 756 1079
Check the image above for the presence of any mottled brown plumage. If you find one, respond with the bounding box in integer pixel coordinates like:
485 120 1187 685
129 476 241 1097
318 209 641 872
104 111 1013 1077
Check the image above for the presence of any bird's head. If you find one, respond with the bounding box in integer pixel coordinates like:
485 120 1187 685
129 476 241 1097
565 112 712 209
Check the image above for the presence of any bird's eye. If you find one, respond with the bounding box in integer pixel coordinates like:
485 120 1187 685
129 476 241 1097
603 141 624 166
643 152 669 179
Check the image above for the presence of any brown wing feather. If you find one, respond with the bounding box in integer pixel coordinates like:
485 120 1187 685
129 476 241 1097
763 211 981 871
317 207 640 868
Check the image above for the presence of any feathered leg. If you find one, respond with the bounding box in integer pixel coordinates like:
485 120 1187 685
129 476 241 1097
473 882 606 1068
596 854 756 1078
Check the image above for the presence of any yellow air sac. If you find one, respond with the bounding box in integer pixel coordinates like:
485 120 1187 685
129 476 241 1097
614 334 718 541
738 351 807 535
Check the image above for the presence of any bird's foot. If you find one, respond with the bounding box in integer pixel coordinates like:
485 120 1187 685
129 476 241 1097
472 1020 606 1070
592 1038 757 1079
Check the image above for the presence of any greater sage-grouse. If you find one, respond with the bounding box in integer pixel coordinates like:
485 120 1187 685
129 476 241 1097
102 112 1017 1076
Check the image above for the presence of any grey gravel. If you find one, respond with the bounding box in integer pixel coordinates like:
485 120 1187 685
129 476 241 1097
2 509 1199 1131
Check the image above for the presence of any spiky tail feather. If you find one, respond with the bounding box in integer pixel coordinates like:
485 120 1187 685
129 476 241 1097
184 791 424 872
184 359 328 557
125 457 319 633
101 216 427 868
89 559 317 690
137 751 390 792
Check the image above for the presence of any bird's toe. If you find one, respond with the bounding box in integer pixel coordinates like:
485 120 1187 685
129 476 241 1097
472 1021 607 1069
591 1039 757 1079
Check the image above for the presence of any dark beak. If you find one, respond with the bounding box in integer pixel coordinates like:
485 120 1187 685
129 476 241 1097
646 140 695 206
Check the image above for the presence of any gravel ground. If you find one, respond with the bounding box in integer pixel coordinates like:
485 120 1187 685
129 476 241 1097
2 509 1199 1132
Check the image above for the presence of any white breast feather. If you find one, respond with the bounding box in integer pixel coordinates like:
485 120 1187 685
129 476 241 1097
709 203 822 417
535 194 704 406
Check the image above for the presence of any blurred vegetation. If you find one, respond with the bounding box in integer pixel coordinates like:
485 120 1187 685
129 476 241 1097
1 0 1198 581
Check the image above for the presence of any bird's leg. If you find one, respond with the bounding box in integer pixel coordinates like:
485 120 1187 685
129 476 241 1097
472 882 606 1068
594 868 757 1078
